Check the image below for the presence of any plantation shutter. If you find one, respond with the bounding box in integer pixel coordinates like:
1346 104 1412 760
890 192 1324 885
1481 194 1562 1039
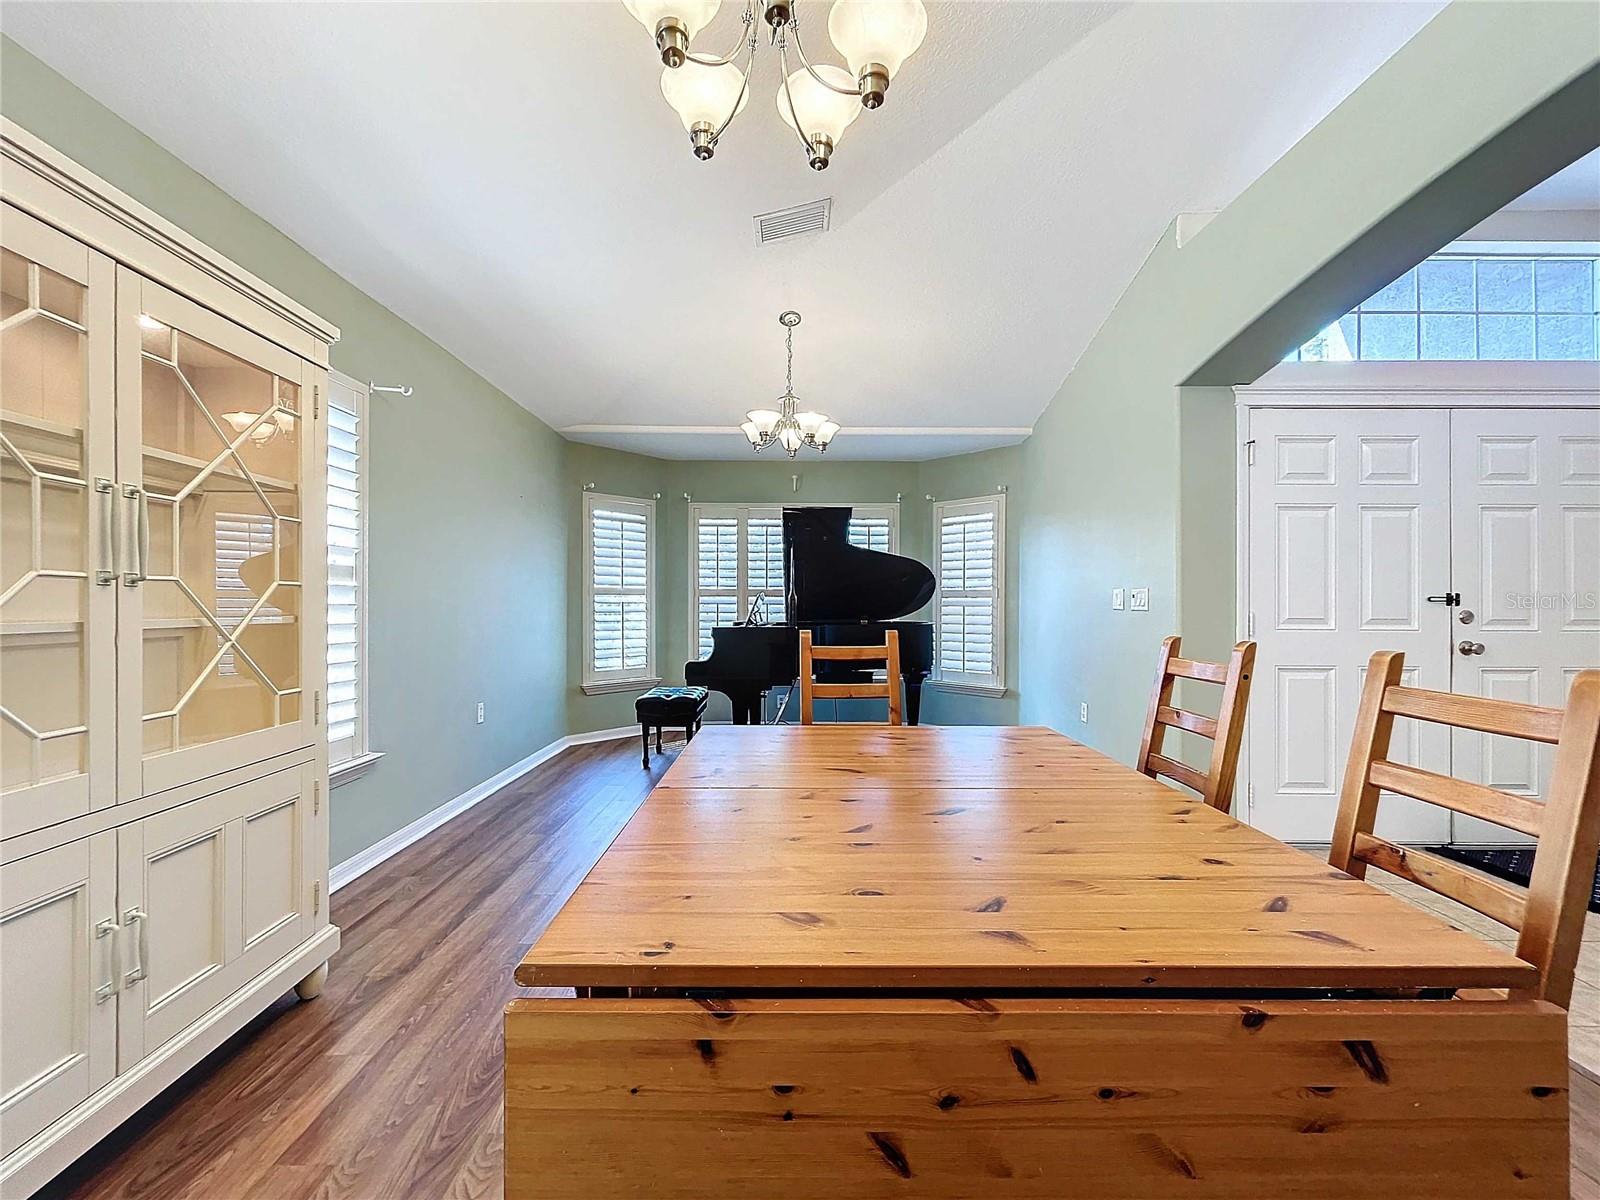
695 513 739 658
847 514 892 553
934 498 1004 689
746 514 786 625
214 512 278 677
587 495 653 682
326 387 363 759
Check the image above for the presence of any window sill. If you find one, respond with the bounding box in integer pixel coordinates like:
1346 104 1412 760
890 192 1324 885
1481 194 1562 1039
927 680 1008 699
329 751 384 788
581 677 662 697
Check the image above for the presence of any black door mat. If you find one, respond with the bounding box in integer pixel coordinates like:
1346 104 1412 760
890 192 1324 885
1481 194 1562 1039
1428 845 1600 914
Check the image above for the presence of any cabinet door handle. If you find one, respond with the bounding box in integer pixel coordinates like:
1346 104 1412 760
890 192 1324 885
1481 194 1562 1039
123 907 149 985
94 917 122 1002
122 485 148 587
94 478 116 586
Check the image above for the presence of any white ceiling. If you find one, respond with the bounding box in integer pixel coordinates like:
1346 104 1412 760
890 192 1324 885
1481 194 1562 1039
4 1 1445 460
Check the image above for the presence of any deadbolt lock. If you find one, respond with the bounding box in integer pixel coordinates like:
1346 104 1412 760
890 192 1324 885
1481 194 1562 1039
1458 609 1474 625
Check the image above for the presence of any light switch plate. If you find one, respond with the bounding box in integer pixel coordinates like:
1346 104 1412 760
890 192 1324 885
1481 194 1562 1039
1079 702 1089 723
476 702 485 724
1111 588 1125 610
1130 587 1150 612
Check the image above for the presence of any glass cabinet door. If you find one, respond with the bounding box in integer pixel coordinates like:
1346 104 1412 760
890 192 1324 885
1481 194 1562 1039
116 269 321 800
1 205 116 835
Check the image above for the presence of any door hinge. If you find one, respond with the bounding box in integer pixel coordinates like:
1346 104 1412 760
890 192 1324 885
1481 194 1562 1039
314 690 321 726
1244 439 1256 466
313 880 321 916
1246 611 1256 638
313 385 320 421
313 780 321 816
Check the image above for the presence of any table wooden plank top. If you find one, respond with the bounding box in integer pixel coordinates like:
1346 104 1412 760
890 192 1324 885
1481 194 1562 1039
517 726 1534 993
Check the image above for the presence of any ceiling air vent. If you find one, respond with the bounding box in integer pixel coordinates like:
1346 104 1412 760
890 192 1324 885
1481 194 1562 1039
753 198 832 246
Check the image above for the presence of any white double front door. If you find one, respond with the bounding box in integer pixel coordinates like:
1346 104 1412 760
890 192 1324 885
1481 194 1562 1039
1245 405 1600 845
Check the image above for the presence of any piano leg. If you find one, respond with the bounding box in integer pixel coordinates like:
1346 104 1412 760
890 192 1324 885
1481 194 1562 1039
905 679 924 727
728 690 761 725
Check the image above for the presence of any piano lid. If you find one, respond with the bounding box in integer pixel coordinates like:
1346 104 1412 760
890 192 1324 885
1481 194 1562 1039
783 506 935 624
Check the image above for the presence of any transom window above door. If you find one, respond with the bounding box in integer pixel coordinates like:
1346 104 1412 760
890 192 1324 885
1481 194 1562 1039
689 504 898 658
1286 252 1599 362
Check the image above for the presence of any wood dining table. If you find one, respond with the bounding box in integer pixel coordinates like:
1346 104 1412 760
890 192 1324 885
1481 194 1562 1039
504 725 1569 1198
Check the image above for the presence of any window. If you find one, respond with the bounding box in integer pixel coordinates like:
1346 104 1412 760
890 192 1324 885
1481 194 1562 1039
326 374 373 777
583 492 656 693
932 495 1005 695
689 504 899 658
1286 253 1599 362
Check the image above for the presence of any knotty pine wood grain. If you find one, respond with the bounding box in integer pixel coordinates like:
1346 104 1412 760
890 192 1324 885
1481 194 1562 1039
656 723 1142 790
505 996 1569 1199
29 736 1600 1200
519 758 1534 992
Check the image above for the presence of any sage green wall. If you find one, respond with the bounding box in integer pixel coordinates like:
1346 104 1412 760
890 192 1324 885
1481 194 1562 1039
1018 1 1600 768
2 38 571 866
565 446 1024 732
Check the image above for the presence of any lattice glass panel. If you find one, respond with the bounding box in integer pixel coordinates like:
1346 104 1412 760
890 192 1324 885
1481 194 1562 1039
138 318 303 758
1 249 90 792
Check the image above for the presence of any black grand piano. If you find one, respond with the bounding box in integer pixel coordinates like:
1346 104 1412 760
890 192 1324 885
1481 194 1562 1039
685 506 935 724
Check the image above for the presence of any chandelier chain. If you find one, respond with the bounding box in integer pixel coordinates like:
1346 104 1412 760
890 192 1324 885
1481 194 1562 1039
785 322 795 396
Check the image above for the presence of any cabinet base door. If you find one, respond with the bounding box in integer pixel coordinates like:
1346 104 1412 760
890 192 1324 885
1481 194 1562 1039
505 996 1568 1199
116 763 311 1068
0 833 117 1158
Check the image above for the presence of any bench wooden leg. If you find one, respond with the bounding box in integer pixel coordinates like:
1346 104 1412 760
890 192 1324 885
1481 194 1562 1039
640 724 650 768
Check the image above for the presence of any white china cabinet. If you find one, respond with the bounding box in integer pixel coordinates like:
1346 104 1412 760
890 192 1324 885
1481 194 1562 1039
0 120 340 1197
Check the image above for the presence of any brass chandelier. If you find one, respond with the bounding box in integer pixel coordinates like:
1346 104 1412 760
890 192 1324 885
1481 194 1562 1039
741 311 839 455
623 0 928 170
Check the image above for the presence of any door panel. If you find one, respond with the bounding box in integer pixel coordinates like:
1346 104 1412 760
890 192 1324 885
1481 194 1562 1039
116 269 320 802
1449 408 1600 843
0 833 117 1157
1 205 116 837
116 763 311 1068
1247 408 1453 844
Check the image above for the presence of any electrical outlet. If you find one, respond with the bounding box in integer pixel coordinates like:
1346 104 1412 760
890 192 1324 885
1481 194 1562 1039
475 702 485 724
1079 702 1089 723
1129 587 1150 612
1111 588 1124 610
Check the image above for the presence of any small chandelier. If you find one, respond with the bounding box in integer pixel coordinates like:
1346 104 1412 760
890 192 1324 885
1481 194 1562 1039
741 311 839 455
624 0 928 171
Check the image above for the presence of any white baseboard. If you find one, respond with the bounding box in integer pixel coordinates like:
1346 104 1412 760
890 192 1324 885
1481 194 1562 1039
328 726 635 892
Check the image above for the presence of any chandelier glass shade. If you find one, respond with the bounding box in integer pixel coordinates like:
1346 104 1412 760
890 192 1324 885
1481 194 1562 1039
741 311 838 456
624 0 927 170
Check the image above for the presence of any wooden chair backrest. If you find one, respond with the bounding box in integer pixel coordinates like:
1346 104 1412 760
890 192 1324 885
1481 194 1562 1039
1135 636 1256 812
799 629 903 726
1330 651 1600 1008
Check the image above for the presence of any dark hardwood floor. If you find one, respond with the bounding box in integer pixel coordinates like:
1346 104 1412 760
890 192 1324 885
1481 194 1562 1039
33 734 1600 1199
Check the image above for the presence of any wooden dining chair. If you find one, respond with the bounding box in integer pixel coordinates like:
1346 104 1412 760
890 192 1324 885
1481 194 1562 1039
799 629 902 726
1135 636 1256 812
1330 651 1600 1008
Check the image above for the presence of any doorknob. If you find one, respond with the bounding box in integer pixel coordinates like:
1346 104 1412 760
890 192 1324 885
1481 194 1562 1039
1458 640 1486 656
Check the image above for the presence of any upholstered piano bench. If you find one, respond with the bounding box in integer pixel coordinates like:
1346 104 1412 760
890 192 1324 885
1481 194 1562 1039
634 686 708 768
